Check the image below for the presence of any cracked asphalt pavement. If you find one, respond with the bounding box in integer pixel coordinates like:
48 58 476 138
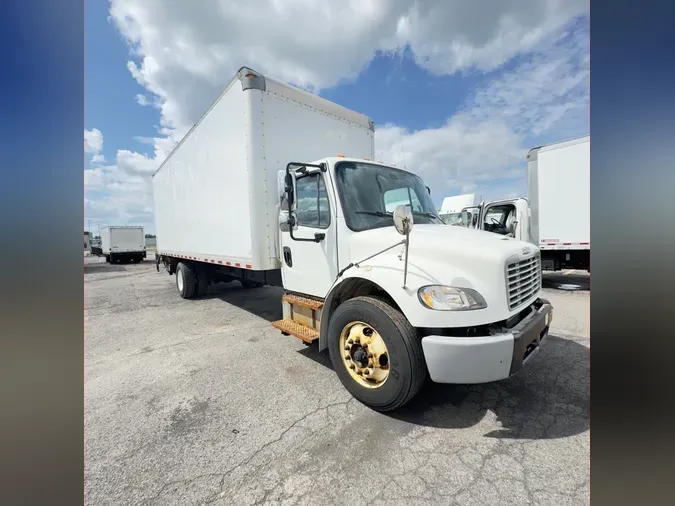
85 258 589 505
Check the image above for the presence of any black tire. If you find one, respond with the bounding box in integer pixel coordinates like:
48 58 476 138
105 255 110 263
328 296 427 412
176 262 198 299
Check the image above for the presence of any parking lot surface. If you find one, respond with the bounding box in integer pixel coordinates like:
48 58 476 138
85 257 589 506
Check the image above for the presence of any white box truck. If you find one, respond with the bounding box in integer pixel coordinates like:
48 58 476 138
453 136 590 272
438 193 476 225
153 67 553 411
100 226 147 264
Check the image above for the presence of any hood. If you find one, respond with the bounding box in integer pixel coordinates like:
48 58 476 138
348 224 537 290
350 224 532 263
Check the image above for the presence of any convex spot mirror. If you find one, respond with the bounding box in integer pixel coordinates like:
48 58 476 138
393 205 414 235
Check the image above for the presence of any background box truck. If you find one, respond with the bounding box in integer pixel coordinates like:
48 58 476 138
100 226 146 264
451 136 590 272
153 67 553 411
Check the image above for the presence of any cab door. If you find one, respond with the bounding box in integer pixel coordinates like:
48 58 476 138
279 166 337 298
478 198 529 241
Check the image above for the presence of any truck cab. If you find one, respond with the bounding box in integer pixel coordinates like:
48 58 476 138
276 157 552 410
461 198 530 242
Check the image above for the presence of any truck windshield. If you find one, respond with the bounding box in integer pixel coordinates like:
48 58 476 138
335 161 443 232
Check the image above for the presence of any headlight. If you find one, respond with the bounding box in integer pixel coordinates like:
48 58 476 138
418 285 487 311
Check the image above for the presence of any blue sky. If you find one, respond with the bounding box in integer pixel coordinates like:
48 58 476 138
85 1 589 234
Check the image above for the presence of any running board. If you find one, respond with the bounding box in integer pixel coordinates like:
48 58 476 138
271 318 319 344
281 294 324 310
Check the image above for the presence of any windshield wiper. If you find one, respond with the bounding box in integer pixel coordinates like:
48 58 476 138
413 211 440 220
355 211 393 218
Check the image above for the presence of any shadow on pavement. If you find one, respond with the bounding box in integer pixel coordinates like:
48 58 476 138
542 272 590 291
197 282 589 441
200 283 284 322
84 263 127 273
386 335 589 440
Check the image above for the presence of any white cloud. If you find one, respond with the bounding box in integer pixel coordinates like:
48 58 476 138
87 2 588 228
85 128 107 164
133 136 154 145
109 0 587 135
136 93 150 106
84 128 103 154
375 22 589 201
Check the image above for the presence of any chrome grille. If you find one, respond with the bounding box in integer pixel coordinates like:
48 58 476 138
506 255 541 310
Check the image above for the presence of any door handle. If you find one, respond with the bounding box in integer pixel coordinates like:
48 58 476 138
283 247 292 267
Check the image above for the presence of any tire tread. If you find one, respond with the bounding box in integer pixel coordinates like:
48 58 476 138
177 262 198 299
329 295 427 411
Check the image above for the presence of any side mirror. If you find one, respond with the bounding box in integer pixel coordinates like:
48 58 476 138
393 205 414 236
284 171 296 211
277 170 287 202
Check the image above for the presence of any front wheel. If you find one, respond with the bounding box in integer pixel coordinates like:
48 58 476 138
328 296 427 412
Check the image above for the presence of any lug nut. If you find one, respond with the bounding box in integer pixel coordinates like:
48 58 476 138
345 354 351 360
354 338 360 344
356 370 363 375
368 362 373 368
347 339 353 344
349 364 355 370
364 369 371 376
362 344 368 350
344 345 350 351
367 353 373 358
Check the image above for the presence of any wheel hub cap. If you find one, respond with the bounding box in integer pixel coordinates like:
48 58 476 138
339 322 390 389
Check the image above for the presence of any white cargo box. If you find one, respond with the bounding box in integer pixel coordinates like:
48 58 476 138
527 135 590 250
152 67 375 271
101 226 145 254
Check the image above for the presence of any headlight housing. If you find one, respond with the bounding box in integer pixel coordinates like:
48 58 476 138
418 285 487 311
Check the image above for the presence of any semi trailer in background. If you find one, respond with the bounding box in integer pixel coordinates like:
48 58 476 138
152 67 553 411
447 136 590 272
99 226 147 264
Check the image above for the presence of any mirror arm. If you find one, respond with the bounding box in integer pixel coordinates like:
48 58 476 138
336 240 406 279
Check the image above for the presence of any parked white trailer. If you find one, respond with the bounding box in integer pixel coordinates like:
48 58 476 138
153 67 553 411
100 226 146 264
527 136 590 271
454 136 590 272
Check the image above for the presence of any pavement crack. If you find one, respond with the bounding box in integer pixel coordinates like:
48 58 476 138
202 397 354 505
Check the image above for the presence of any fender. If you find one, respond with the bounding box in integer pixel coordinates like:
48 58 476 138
318 275 395 351
318 259 497 351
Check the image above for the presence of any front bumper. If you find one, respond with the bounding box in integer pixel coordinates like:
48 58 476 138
421 298 553 384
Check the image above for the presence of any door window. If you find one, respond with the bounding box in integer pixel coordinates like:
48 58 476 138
295 173 330 229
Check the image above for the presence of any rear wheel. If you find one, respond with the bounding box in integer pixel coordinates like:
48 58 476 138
176 262 198 299
328 296 427 412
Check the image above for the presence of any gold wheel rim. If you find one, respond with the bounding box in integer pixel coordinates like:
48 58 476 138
339 321 390 389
